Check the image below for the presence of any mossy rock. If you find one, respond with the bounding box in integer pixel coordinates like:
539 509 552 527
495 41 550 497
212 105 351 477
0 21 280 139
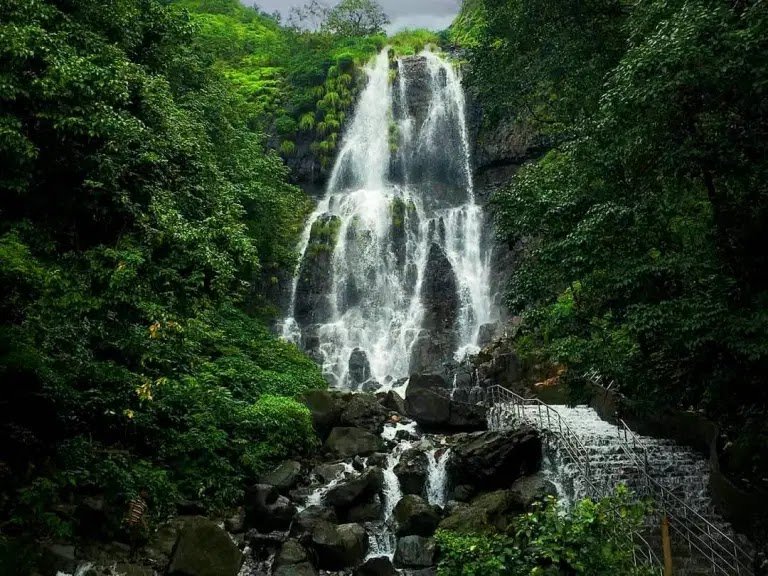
438 490 523 534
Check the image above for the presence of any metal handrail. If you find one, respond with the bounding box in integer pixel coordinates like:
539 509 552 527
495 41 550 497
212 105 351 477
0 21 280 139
484 385 663 573
484 383 754 576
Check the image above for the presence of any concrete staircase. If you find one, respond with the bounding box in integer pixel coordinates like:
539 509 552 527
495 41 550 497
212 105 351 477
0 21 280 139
486 390 755 575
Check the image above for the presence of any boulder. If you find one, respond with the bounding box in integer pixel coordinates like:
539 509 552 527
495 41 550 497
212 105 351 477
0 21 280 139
113 564 153 576
438 490 522 534
447 428 541 491
326 467 383 511
393 495 440 537
168 517 242 576
346 494 383 522
39 544 77 575
393 536 436 568
355 556 397 576
325 427 383 458
348 348 372 388
378 390 406 414
274 563 317 576
301 390 347 439
340 395 389 434
244 484 297 533
405 375 487 432
509 474 558 510
312 462 348 483
292 505 338 539
361 379 382 393
275 540 309 566
393 449 428 496
260 460 302 492
311 521 368 570
224 507 246 533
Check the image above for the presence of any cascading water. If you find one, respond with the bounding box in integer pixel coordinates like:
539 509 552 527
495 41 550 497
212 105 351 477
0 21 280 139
281 48 497 390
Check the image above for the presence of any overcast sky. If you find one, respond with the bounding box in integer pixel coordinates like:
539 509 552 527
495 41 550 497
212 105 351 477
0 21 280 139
246 0 461 32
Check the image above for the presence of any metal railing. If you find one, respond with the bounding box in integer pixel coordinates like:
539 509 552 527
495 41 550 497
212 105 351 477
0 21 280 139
484 385 664 573
484 384 754 575
616 420 754 575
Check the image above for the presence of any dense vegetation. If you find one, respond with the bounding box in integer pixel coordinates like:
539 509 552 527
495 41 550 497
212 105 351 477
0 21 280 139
0 0 327 551
436 489 652 576
456 0 768 485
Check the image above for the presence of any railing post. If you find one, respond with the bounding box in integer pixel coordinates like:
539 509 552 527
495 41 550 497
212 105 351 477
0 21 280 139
662 514 673 576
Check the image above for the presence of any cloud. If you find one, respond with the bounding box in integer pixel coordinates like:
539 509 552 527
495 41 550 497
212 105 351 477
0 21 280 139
249 0 461 31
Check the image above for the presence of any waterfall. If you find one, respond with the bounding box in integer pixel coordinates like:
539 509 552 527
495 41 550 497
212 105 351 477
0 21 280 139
426 447 450 507
281 48 497 390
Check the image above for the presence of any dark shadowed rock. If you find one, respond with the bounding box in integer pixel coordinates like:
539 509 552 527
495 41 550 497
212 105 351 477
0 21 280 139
447 428 542 491
168 517 242 576
245 484 297 533
509 474 558 510
275 539 309 566
346 494 383 522
420 244 459 334
224 507 246 533
348 348 372 388
404 375 487 432
325 427 383 458
294 214 341 327
438 490 522 534
393 449 428 496
378 390 406 414
274 563 317 576
260 460 302 491
300 390 348 439
393 495 440 537
340 395 389 434
311 521 368 570
393 536 436 568
355 556 397 576
292 505 338 539
326 467 383 511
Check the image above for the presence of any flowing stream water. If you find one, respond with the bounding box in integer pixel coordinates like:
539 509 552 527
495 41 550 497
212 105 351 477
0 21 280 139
281 48 497 391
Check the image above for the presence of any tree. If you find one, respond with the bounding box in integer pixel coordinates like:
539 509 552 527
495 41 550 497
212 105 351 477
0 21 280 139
287 0 331 31
323 0 390 36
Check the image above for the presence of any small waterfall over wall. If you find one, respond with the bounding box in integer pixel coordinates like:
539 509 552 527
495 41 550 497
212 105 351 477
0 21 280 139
282 48 496 390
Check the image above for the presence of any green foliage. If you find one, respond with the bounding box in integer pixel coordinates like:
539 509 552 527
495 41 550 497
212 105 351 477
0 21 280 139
0 0 325 541
436 489 653 576
482 0 768 481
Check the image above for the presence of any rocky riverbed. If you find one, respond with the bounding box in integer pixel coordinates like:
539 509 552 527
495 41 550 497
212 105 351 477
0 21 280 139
51 375 555 576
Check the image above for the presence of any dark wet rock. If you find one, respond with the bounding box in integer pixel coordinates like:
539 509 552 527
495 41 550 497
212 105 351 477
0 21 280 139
274 562 318 576
248 528 290 549
355 555 397 576
260 460 302 492
438 490 522 534
313 462 348 484
113 564 153 576
348 348 372 387
224 507 246 533
144 518 185 566
394 495 440 537
326 467 383 511
276 540 310 566
378 390 406 414
477 323 500 347
450 484 476 502
394 536 436 568
395 428 418 441
340 395 389 434
311 521 369 570
300 390 348 439
245 484 297 533
346 494 383 522
368 452 389 468
40 543 77 575
292 505 338 539
447 428 542 491
404 375 486 432
393 449 428 496
361 379 382 393
294 214 341 327
509 474 558 510
168 517 242 576
325 427 383 458
420 244 459 335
